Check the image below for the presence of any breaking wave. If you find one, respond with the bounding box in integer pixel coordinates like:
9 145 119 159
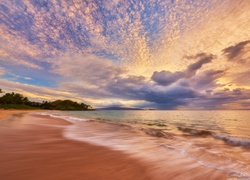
177 126 250 147
35 112 90 123
213 134 250 147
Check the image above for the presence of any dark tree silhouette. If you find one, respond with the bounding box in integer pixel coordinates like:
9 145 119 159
0 92 30 104
41 100 92 110
0 89 92 110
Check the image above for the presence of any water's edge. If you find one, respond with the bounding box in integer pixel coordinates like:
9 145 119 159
36 111 250 179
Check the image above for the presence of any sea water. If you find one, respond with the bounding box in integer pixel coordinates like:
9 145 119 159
39 110 250 178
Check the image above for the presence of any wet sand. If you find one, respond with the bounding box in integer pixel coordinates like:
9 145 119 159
0 110 151 180
0 110 228 180
0 110 32 119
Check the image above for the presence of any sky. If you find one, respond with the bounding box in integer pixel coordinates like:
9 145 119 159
0 0 250 109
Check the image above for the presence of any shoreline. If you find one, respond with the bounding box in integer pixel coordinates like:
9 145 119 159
0 110 152 180
0 110 229 179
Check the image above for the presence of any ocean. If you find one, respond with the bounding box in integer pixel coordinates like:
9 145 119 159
38 110 250 179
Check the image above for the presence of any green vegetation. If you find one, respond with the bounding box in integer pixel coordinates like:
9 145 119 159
0 89 92 110
41 100 92 110
0 104 38 109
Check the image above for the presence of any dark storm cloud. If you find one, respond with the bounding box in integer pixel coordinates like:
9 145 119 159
51 53 231 109
142 85 198 107
222 40 250 60
151 71 184 86
51 53 202 109
55 58 250 109
104 74 199 109
152 53 214 86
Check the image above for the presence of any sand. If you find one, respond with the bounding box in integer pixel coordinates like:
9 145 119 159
0 110 152 180
0 110 31 119
0 110 228 180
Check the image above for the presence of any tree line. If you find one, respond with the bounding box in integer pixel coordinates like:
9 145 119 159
0 89 92 110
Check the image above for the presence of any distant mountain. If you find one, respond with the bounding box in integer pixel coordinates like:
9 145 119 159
97 106 142 110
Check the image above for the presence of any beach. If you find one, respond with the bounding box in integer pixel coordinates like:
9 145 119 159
1 110 239 179
0 110 151 180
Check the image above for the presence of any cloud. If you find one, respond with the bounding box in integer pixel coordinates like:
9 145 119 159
105 75 199 109
151 71 184 86
49 53 202 109
142 84 198 107
96 100 124 108
58 81 114 100
104 0 121 10
0 79 72 101
0 0 227 72
152 53 214 86
51 53 126 87
227 70 250 86
189 70 225 90
241 101 250 108
49 53 129 100
48 52 250 109
222 40 250 61
185 53 215 77
24 77 32 80
191 88 250 110
1 49 249 109
0 66 5 75
1 1 250 109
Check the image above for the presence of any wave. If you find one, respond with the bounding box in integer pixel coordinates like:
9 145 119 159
35 112 90 123
177 127 212 136
145 123 167 127
65 122 250 178
213 134 250 147
177 126 250 147
160 144 250 178
48 113 250 178
141 128 173 139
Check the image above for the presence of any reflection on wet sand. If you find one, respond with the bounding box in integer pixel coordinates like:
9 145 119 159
1 110 249 179
0 111 151 180
64 120 228 179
